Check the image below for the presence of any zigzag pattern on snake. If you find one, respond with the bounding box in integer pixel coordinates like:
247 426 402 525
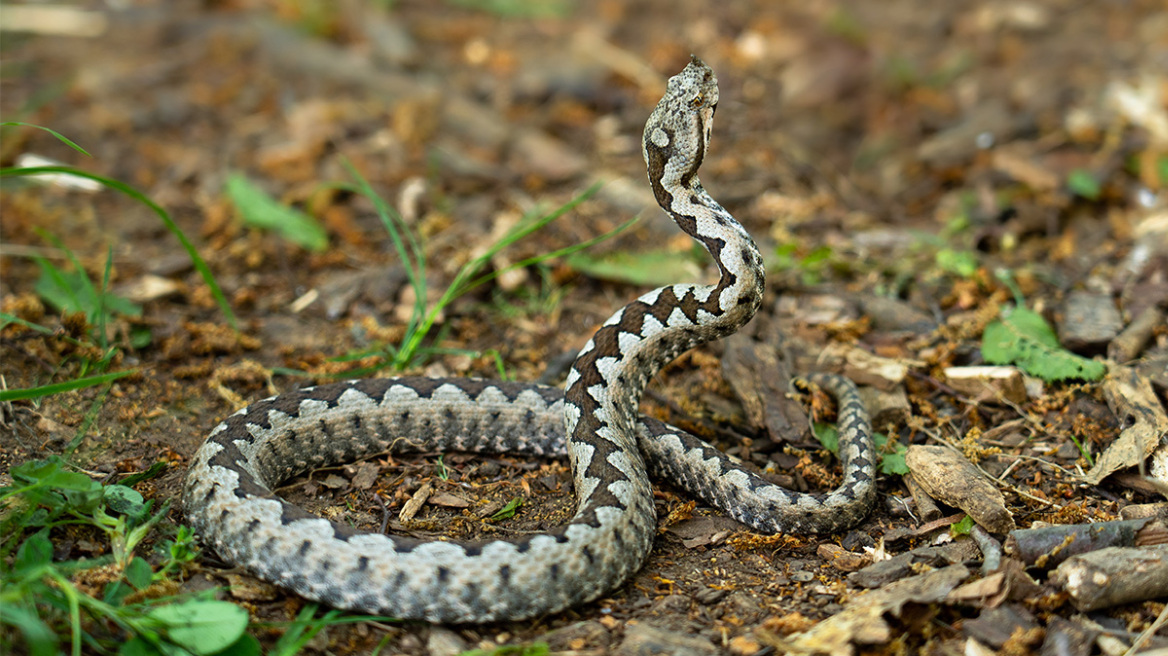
182 56 877 623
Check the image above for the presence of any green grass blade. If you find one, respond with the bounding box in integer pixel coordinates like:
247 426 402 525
0 122 92 157
336 163 428 345
462 215 637 295
270 605 343 656
0 165 237 329
64 384 113 456
400 183 606 364
447 183 603 300
0 313 58 336
0 370 137 402
96 246 115 349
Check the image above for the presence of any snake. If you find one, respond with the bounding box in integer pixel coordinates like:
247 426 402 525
182 56 876 623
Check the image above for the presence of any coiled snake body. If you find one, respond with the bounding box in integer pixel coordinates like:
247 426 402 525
183 57 876 623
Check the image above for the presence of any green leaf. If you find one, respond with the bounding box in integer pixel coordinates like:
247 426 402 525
935 248 978 278
0 602 60 656
11 457 97 492
226 173 327 252
13 530 53 573
104 485 146 519
874 433 909 475
63 486 105 515
104 580 134 607
124 556 154 590
489 497 524 521
117 637 160 656
951 514 975 536
812 423 840 455
148 600 249 655
1066 168 1101 200
213 634 263 656
567 247 704 287
981 307 1106 381
34 258 142 322
800 245 833 268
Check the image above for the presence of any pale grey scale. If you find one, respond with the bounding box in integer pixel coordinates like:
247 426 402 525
182 56 877 623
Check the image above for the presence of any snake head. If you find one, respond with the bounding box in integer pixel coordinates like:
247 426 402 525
643 56 720 205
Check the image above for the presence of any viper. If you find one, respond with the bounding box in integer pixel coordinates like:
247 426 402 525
183 56 876 622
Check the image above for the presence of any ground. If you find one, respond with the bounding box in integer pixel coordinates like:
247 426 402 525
1 1 1167 655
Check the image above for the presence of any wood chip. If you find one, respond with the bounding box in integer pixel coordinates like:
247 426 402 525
399 480 433 523
349 461 380 490
943 365 1028 404
721 334 807 443
1084 366 1168 489
856 386 911 431
1119 502 1168 521
776 565 971 655
1058 291 1124 351
817 543 870 572
906 445 1016 533
903 474 943 523
428 492 470 508
320 474 348 489
117 274 183 303
224 573 279 601
1109 305 1164 362
961 605 1039 649
842 350 911 391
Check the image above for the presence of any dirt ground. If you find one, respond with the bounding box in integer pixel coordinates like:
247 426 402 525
2 1 1167 654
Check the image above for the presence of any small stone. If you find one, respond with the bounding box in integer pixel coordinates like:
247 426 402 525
649 594 690 615
724 593 763 623
426 627 468 656
693 588 729 604
818 543 870 572
118 274 183 303
540 620 610 651
728 634 762 655
615 622 718 656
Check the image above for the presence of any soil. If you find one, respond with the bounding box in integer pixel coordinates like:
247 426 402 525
2 1 1167 654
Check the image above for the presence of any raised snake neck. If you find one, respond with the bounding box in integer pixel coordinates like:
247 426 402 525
182 56 876 623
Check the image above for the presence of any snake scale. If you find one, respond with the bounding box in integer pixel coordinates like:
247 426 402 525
182 57 876 623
